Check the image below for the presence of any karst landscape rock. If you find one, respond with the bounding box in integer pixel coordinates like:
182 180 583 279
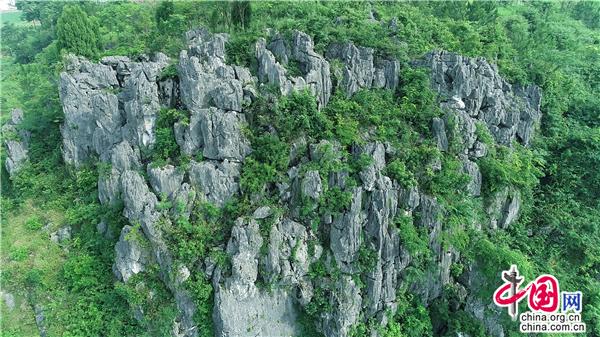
2 2 598 337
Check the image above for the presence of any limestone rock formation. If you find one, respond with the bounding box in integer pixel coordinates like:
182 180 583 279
2 108 30 176
256 31 332 108
326 42 399 97
487 187 521 230
56 27 543 337
189 160 240 207
179 29 243 113
420 50 542 148
113 225 151 282
60 53 168 167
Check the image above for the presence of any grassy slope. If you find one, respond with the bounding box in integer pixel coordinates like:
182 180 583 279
1 201 65 336
0 11 27 26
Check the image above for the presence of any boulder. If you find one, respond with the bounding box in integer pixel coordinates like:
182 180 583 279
301 170 322 200
2 108 29 176
113 225 151 282
326 42 399 97
147 164 184 200
189 160 241 207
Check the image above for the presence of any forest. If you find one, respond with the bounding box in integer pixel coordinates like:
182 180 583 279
1 1 599 337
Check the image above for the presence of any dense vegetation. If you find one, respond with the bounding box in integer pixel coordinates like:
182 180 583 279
1 1 599 337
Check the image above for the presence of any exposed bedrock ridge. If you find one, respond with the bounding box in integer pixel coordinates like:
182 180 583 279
57 28 541 337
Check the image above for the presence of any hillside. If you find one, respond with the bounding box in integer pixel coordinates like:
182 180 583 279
1 2 599 337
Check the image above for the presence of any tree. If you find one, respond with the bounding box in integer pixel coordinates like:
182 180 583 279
209 2 232 32
16 0 64 28
56 4 101 58
155 1 174 26
231 1 251 30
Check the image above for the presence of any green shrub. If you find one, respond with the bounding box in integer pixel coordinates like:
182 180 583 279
240 134 289 195
276 90 332 141
187 274 214 337
478 144 543 195
240 157 277 195
319 187 352 215
382 289 433 337
358 246 378 273
24 216 43 230
395 214 430 265
63 253 102 292
9 247 29 261
226 31 261 68
151 108 188 165
158 63 178 81
426 156 470 198
114 269 178 336
385 159 416 188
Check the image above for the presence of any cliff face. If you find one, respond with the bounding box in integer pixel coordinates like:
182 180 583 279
55 29 540 337
2 108 30 177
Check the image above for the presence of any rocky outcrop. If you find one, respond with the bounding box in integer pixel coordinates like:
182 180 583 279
411 195 457 304
49 226 72 244
256 31 332 108
174 108 252 163
2 108 29 176
461 158 482 197
326 42 399 97
119 169 198 336
189 160 240 207
56 27 543 337
113 225 151 282
262 218 313 285
487 186 521 230
459 263 506 337
213 217 300 337
320 275 362 337
147 164 184 200
420 50 542 230
420 50 541 148
179 29 244 113
60 53 168 167
330 187 363 271
58 28 259 337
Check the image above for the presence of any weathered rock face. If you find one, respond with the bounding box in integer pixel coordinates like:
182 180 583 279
189 160 240 207
420 50 542 229
179 29 244 113
487 186 521 230
113 225 151 282
147 164 184 200
330 187 364 271
57 28 542 337
459 263 506 337
179 107 249 161
421 50 542 148
410 195 460 304
213 207 323 337
256 30 332 108
462 158 482 197
60 53 168 168
326 42 399 97
213 217 300 337
58 28 256 337
2 108 30 176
